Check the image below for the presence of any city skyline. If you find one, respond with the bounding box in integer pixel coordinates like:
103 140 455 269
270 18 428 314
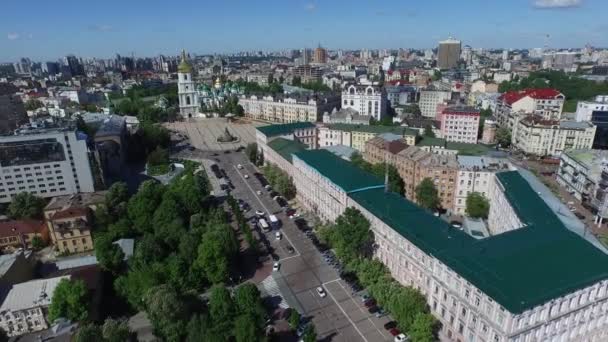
2 0 607 61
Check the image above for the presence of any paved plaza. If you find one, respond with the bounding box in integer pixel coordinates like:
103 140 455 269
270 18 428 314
164 118 261 151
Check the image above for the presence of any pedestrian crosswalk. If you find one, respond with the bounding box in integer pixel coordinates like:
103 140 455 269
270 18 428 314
259 275 290 309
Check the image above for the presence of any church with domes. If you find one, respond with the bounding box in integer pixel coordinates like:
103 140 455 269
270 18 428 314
177 50 244 118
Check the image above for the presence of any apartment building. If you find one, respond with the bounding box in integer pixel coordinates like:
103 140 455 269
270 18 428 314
419 85 452 118
0 220 48 252
0 123 95 203
512 115 596 156
239 94 339 123
440 105 480 144
495 88 565 128
0 276 70 337
279 147 608 342
557 149 608 221
317 124 418 152
341 84 387 120
255 122 317 167
363 135 458 211
454 156 513 215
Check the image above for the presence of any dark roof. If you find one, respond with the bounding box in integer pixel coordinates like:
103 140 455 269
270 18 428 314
0 220 44 238
267 138 307 163
256 122 315 137
95 115 126 137
293 150 384 193
327 123 406 135
51 207 89 220
416 137 446 147
348 172 608 314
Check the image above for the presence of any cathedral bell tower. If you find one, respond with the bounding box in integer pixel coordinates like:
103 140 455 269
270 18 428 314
177 49 198 117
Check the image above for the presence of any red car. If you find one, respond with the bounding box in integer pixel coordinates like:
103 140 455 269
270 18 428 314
364 299 376 308
389 328 401 336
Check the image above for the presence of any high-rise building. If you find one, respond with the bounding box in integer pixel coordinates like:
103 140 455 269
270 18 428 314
301 48 311 65
0 122 95 203
64 55 84 76
314 45 327 64
437 37 461 69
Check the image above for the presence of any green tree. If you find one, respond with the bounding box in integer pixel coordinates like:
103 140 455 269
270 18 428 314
95 235 125 274
128 180 165 234
496 127 511 147
102 318 133 342
208 285 235 333
114 262 165 310
31 236 45 250
234 314 263 342
415 178 440 210
329 208 374 261
302 324 317 342
288 310 301 330
245 143 258 164
466 192 490 219
423 125 436 138
7 192 45 219
74 324 104 342
196 224 236 284
390 287 429 332
105 182 129 214
144 285 188 342
24 99 43 111
186 313 223 342
147 146 169 166
409 313 439 342
48 279 89 322
291 76 302 86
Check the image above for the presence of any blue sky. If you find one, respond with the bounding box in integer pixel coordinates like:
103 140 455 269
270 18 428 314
1 0 606 61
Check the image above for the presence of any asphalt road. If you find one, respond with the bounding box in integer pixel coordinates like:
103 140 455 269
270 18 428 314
204 150 393 342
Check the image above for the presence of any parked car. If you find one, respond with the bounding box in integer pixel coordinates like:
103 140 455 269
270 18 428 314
384 321 397 330
255 210 265 217
275 232 282 240
316 287 326 298
389 328 401 337
265 185 272 191
364 298 376 307
375 308 386 318
237 164 243 169
574 212 586 220
273 262 280 272
367 306 378 314
394 333 409 342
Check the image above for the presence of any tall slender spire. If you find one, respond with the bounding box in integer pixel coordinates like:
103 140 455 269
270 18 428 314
178 49 193 73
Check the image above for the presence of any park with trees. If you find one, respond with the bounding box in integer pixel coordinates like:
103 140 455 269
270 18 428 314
318 208 439 341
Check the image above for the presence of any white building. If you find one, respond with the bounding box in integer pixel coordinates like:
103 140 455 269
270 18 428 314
341 84 387 121
0 276 70 337
177 50 199 117
239 94 339 123
281 147 608 342
439 105 480 144
419 85 452 118
575 95 608 122
0 124 95 203
512 115 596 157
454 156 513 215
496 89 565 128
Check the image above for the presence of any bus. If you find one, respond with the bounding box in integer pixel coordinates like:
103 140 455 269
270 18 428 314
269 215 280 229
258 218 270 231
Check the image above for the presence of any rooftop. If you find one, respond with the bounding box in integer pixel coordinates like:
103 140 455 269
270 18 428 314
0 220 44 239
321 145 358 160
457 155 512 171
501 88 563 105
267 138 307 163
256 122 316 138
95 115 126 138
45 191 107 212
326 123 417 136
0 275 70 312
293 149 384 193
295 150 608 313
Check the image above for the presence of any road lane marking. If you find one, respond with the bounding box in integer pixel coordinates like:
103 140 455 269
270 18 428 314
336 280 389 339
322 281 369 342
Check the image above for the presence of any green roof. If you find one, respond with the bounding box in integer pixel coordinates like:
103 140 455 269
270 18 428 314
446 142 494 156
293 150 384 193
296 150 608 314
327 123 407 135
416 137 446 147
267 138 307 163
257 122 316 137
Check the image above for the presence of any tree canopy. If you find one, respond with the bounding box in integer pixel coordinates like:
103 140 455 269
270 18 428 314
7 192 45 219
415 178 440 210
351 154 405 196
466 192 490 219
48 279 89 322
262 163 296 199
496 127 512 147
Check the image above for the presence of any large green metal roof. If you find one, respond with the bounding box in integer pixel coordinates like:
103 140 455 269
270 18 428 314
267 138 307 163
293 150 384 193
326 123 417 136
257 122 316 138
297 149 608 314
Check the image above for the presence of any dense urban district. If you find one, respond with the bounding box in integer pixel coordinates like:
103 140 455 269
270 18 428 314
1 40 608 342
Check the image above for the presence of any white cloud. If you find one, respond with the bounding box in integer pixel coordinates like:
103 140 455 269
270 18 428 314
305 3 316 11
534 0 581 8
7 32 19 40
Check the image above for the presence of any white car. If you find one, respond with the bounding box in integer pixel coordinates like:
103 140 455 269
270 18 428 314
237 164 243 169
256 190 262 195
273 262 280 272
316 286 326 298
244 174 249 179
255 210 265 217
394 333 409 342
275 231 282 240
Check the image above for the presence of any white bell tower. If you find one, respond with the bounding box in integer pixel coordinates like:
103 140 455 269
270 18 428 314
177 49 198 117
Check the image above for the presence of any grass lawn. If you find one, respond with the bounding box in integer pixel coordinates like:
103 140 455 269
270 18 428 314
148 163 171 176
